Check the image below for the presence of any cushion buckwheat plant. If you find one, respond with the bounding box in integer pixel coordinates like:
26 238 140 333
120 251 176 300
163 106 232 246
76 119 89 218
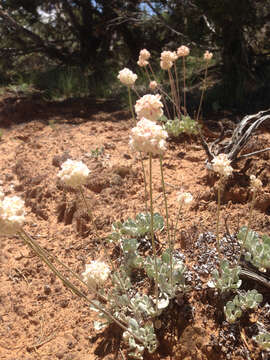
129 117 168 155
57 159 90 188
7 43 270 360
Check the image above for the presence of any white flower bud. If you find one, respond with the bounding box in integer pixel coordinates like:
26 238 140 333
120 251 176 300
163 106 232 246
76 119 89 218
250 175 262 192
177 192 193 205
212 154 233 178
0 196 25 235
82 261 110 288
149 81 158 90
204 50 213 61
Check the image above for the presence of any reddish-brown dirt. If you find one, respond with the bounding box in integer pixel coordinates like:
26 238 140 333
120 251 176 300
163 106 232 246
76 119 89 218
0 95 270 360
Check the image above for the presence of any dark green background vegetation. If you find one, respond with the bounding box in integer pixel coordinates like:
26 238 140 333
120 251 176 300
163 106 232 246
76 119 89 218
0 0 270 113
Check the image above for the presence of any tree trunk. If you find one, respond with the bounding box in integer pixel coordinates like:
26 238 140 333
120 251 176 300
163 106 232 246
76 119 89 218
221 21 256 107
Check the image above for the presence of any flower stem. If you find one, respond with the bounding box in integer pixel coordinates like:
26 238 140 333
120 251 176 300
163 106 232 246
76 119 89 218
183 57 187 115
149 153 159 312
196 62 209 122
216 183 222 266
128 87 148 212
168 68 177 120
159 156 172 288
173 204 183 246
173 61 181 119
128 86 136 122
238 190 257 265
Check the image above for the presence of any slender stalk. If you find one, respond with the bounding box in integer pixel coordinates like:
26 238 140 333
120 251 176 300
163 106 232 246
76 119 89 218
173 204 183 245
22 228 108 301
128 87 148 212
182 57 187 115
128 86 136 122
238 190 257 265
148 63 158 83
18 229 144 344
196 61 209 122
173 61 181 118
19 229 106 302
216 183 222 264
149 153 159 312
168 68 177 120
144 65 152 83
159 156 172 288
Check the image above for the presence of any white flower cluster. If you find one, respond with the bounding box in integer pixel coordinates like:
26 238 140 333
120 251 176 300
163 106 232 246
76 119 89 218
160 50 177 70
135 94 164 121
177 192 193 205
58 159 90 188
117 68 137 86
82 260 110 288
212 153 233 178
129 117 168 155
250 175 262 192
177 45 190 57
204 50 213 61
0 195 25 235
137 48 150 67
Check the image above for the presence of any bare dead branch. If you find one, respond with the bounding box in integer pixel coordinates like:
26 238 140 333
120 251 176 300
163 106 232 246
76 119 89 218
201 109 270 167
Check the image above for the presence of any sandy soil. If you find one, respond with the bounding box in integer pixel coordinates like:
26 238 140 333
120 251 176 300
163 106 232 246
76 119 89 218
0 95 270 360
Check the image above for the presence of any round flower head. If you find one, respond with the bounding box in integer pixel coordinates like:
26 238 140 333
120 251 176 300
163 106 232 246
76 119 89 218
117 68 137 86
204 50 213 61
170 51 178 62
0 196 25 235
139 49 150 60
129 117 168 155
177 45 190 57
161 51 176 62
212 153 233 178
82 260 110 289
160 60 173 70
135 94 164 121
58 159 90 188
177 192 193 206
250 175 262 192
149 81 158 90
137 57 149 67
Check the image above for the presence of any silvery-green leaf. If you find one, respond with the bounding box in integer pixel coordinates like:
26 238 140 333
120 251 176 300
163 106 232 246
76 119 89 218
94 321 108 331
89 300 101 312
133 255 144 268
207 280 215 288
129 318 139 330
157 295 169 310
